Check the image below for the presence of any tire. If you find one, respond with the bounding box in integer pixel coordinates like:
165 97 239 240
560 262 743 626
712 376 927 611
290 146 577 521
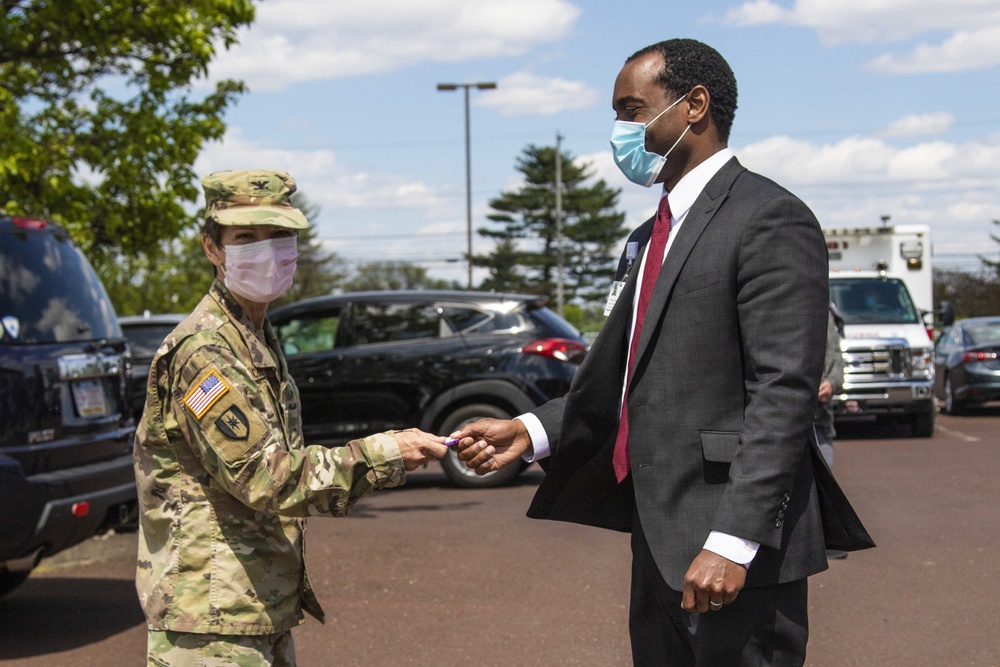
944 376 965 415
911 408 934 438
437 404 526 488
0 569 31 599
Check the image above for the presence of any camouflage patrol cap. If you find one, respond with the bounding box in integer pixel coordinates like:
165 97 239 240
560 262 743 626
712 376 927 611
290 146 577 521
201 169 309 229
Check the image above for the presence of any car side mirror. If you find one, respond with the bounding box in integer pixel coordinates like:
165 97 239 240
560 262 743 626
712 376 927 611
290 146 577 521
937 301 955 327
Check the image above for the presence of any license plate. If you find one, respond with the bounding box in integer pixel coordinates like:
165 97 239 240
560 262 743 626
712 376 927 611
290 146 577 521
72 379 108 417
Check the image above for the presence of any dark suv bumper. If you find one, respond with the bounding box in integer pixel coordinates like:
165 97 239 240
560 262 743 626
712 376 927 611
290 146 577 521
0 444 137 569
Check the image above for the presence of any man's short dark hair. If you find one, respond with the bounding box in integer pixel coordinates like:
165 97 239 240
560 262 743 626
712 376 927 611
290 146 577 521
627 39 738 143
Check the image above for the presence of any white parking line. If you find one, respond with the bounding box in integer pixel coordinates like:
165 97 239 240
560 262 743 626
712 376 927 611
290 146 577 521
935 424 980 442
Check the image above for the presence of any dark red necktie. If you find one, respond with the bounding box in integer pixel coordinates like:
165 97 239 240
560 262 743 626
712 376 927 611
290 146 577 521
613 195 671 482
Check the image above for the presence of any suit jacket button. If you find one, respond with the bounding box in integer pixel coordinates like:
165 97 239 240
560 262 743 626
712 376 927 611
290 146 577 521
775 520 783 528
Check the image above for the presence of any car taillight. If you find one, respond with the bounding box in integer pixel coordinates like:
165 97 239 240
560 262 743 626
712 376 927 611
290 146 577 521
962 351 998 363
521 338 587 364
925 327 935 342
11 216 47 230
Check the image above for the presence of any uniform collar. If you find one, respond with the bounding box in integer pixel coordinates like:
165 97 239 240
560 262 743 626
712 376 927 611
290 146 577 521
208 280 280 371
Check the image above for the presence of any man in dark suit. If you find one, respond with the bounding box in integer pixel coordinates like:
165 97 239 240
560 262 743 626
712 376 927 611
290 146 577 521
452 38 872 666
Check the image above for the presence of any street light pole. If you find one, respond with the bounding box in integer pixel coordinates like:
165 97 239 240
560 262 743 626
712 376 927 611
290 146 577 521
437 81 496 289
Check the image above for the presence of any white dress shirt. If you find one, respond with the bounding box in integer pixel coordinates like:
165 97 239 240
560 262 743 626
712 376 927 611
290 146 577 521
517 147 760 566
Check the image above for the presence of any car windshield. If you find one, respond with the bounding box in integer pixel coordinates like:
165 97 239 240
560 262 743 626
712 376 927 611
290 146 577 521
830 278 920 325
0 227 121 344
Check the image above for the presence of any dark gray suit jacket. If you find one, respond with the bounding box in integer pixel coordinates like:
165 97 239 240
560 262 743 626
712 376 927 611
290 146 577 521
526 157 873 590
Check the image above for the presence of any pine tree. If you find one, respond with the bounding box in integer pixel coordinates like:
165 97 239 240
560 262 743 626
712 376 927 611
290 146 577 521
476 144 627 306
981 219 1000 278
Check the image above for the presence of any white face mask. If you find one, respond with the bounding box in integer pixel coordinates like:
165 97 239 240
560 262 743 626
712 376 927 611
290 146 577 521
223 236 299 303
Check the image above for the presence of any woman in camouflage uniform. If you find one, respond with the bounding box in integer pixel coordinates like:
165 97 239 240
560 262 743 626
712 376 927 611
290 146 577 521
134 169 448 666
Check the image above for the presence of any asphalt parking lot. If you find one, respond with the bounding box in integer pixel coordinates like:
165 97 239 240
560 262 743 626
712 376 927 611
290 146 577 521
1 409 998 666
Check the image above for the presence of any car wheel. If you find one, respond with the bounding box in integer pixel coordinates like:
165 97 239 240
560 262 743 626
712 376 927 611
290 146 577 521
944 375 965 415
0 569 30 599
438 404 526 488
911 409 934 438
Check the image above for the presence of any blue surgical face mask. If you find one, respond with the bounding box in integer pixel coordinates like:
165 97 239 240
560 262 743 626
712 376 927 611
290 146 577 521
610 94 690 187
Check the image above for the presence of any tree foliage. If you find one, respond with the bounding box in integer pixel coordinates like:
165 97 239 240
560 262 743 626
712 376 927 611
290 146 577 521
933 220 1000 321
0 0 254 257
933 269 1000 320
342 262 459 292
981 219 1000 278
476 144 627 305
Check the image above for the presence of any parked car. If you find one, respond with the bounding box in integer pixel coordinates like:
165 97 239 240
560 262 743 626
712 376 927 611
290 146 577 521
118 313 185 421
0 215 137 598
268 290 588 488
933 316 1000 414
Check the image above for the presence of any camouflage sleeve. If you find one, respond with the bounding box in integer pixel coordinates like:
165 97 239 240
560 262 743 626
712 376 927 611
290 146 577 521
822 312 844 392
168 338 405 517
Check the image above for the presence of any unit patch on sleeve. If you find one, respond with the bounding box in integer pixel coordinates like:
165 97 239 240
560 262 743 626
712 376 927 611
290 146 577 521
184 370 230 419
215 405 249 440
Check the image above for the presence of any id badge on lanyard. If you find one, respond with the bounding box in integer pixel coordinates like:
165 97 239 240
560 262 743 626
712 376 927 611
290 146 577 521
605 241 639 316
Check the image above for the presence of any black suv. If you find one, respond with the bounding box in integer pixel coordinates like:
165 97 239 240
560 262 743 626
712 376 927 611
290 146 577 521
269 290 588 488
0 215 137 598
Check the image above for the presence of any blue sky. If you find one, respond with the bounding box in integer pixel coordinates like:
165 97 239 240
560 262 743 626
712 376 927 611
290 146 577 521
192 0 1000 285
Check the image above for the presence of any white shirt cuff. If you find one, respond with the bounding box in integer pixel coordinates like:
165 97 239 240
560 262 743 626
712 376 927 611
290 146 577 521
515 414 549 462
703 531 759 566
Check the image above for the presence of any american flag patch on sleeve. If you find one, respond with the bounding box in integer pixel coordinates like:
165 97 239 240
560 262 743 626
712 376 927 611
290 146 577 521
184 370 230 419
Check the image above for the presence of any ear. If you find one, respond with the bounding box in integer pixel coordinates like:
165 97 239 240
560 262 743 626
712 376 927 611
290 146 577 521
202 233 225 274
684 85 711 127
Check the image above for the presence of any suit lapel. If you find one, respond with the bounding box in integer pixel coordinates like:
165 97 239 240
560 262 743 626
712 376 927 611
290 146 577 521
632 158 745 375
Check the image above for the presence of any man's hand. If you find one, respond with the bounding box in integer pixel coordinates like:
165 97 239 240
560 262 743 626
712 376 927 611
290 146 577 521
681 549 747 613
393 429 449 471
450 418 532 475
818 380 833 404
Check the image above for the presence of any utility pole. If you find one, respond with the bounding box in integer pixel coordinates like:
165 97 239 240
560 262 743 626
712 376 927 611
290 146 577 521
436 81 497 289
555 133 564 316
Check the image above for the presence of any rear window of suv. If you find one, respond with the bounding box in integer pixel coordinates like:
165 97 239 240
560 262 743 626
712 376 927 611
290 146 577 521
1 224 121 344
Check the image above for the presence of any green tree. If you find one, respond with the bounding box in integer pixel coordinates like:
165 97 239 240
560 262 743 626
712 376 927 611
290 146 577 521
933 220 1000 321
0 0 254 257
343 262 459 292
933 268 1000 319
561 302 607 339
476 144 627 305
95 231 213 316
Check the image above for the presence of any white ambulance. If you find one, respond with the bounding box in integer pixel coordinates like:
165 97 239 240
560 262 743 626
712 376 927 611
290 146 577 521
824 224 936 437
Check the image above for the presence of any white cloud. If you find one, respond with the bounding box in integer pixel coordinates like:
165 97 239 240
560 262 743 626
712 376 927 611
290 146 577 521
207 0 582 91
867 26 1000 73
734 132 1000 255
717 0 1000 73
720 0 791 26
474 72 600 116
879 112 954 138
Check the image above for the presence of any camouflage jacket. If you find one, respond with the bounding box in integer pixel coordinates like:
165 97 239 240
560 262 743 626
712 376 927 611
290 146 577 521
134 280 405 634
